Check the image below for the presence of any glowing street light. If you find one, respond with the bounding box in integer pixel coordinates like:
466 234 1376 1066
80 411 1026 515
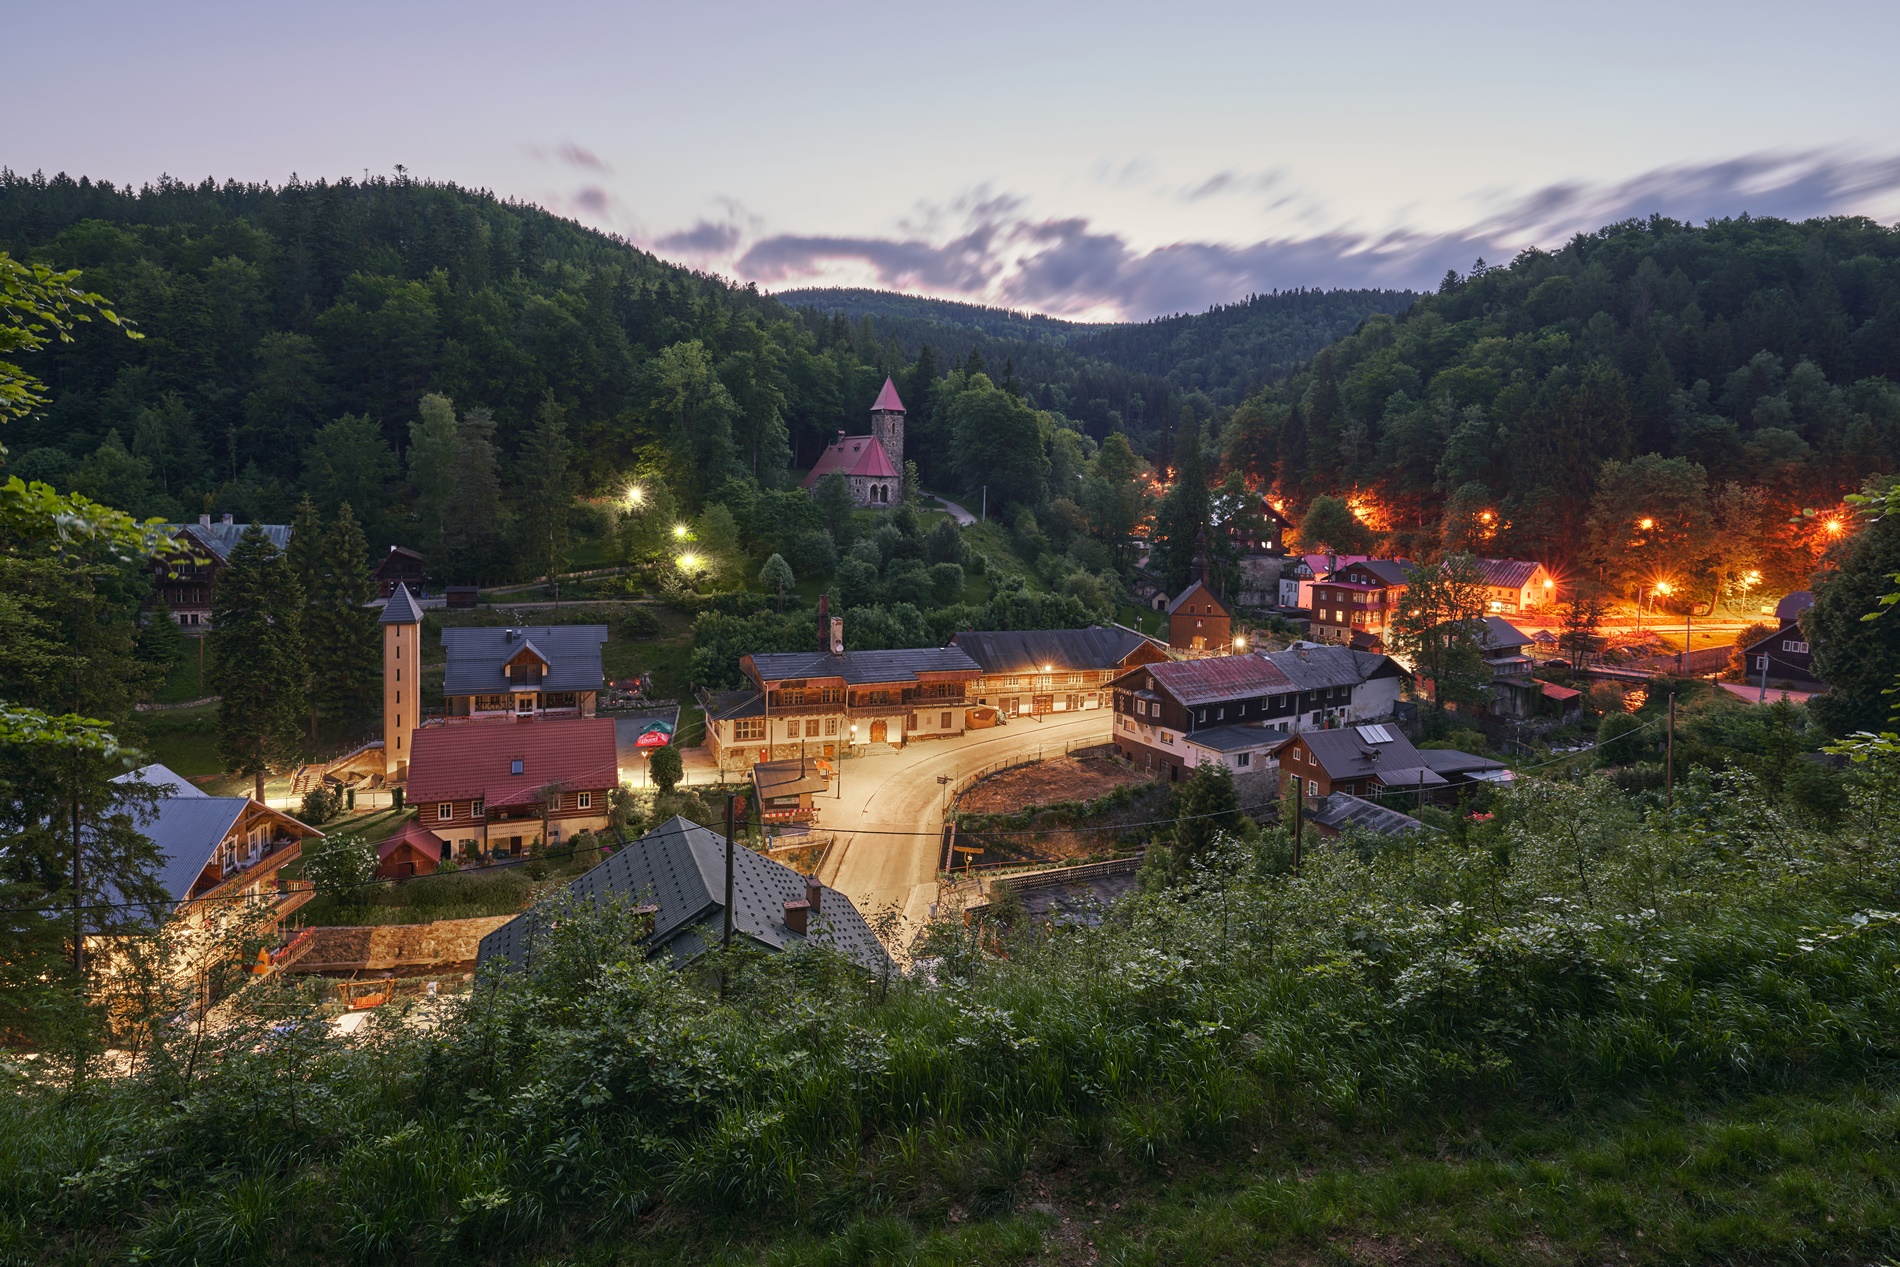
676 551 703 575
625 484 645 507
673 523 690 540
1637 517 1655 531
1232 634 1248 652
1653 580 1674 597
1824 517 1844 536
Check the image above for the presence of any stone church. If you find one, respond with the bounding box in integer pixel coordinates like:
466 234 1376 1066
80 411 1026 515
801 377 905 507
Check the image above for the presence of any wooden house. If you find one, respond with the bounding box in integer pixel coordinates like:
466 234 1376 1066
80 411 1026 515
1166 579 1232 651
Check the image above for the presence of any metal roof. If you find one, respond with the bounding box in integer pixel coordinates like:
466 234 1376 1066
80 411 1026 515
1307 792 1429 837
1776 590 1815 622
1181 722 1290 753
1166 579 1229 617
406 717 620 807
477 816 889 972
801 434 894 489
950 626 1157 675
1297 727 1446 787
1322 559 1413 588
701 688 765 721
1262 644 1400 691
752 758 830 798
380 582 424 624
1470 557 1545 590
1477 615 1534 651
747 646 980 686
1142 654 1294 707
161 520 294 563
110 764 318 904
1418 748 1509 777
441 625 607 695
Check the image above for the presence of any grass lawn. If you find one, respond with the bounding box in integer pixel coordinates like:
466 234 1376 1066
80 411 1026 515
154 637 214 703
292 862 548 927
1117 603 1164 637
131 703 222 777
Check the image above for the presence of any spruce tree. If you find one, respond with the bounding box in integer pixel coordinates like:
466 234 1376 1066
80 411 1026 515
209 524 307 800
443 405 501 577
516 398 576 596
309 504 381 740
1154 413 1210 595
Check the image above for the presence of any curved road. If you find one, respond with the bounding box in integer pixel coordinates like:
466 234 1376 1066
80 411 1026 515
815 708 1112 934
923 492 978 526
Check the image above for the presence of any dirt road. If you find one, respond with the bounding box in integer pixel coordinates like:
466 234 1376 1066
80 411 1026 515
815 708 1113 937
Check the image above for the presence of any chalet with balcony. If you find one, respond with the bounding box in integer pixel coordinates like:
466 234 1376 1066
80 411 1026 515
950 626 1166 719
373 545 426 599
1109 644 1406 782
1167 579 1232 652
751 757 831 825
702 642 982 772
1309 559 1412 650
111 763 319 933
405 717 620 859
149 515 294 628
440 624 608 722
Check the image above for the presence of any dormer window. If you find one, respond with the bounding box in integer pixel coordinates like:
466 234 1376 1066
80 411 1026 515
510 758 524 775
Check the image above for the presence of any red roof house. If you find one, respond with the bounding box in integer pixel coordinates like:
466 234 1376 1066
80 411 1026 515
406 717 621 851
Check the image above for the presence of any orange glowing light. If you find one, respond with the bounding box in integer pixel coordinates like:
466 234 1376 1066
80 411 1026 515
1637 517 1655 531
1479 510 1495 523
1653 580 1674 597
1824 518 1844 536
1345 492 1391 532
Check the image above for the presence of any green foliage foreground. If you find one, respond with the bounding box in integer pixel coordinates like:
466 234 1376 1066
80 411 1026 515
6 762 1900 1264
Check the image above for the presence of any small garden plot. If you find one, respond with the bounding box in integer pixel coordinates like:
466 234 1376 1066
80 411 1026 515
958 754 1148 815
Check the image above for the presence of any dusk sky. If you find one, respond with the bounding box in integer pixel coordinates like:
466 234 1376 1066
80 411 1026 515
13 0 1900 320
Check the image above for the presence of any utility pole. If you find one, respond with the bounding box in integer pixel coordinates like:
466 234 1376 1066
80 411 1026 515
722 793 737 950
981 485 987 523
1666 691 1676 810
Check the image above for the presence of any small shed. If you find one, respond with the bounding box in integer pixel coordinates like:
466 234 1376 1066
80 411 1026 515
444 585 480 609
376 818 448 880
751 757 831 824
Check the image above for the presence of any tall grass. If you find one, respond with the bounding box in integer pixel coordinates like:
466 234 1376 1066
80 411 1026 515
4 763 1900 1263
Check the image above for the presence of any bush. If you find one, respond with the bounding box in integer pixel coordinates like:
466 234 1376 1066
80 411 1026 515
787 528 838 578
300 831 376 898
616 607 661 640
649 744 683 793
928 562 965 605
298 784 342 826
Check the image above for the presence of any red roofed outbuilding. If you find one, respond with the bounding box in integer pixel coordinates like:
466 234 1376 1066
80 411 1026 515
376 818 448 880
406 717 620 859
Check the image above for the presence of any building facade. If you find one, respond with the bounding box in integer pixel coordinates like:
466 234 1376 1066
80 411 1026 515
149 515 294 628
1166 579 1232 651
439 624 608 722
1109 644 1406 782
1469 558 1555 613
405 717 620 859
373 545 426 599
1739 592 1823 690
950 626 1167 718
381 584 423 779
1278 554 1370 610
702 642 983 772
1308 559 1413 648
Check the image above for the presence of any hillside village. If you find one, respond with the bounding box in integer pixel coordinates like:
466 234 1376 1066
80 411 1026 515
5 172 1900 1265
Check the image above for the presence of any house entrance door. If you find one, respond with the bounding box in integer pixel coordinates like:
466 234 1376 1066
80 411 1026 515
1032 694 1054 715
870 720 887 743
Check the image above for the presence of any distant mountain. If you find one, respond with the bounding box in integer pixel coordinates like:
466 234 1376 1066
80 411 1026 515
778 286 1418 407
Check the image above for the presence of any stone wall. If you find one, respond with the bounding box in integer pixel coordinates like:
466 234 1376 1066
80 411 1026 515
289 914 517 975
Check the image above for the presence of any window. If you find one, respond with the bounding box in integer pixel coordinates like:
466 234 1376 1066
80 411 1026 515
1756 655 1768 670
825 718 839 736
1308 779 1318 796
1217 708 1225 720
1198 710 1206 723
941 711 952 729
1161 732 1174 745
806 719 820 737
1237 752 1250 767
576 792 592 810
734 718 766 741
1783 639 1809 653
510 758 524 775
471 800 483 817
438 803 453 821
546 792 561 811
786 721 800 738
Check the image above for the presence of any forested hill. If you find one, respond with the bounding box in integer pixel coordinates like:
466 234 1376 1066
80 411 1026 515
0 171 924 546
781 285 1417 409
1225 214 1900 568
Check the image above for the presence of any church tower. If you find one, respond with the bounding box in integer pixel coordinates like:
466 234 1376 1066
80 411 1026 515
380 583 423 780
869 377 905 490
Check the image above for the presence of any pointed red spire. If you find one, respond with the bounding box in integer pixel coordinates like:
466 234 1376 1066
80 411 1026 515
871 376 905 413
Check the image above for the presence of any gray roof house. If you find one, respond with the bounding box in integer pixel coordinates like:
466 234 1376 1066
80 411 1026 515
950 626 1164 676
108 763 319 914
441 624 608 719
477 816 890 972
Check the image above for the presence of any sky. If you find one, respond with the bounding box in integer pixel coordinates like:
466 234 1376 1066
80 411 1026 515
10 0 1900 321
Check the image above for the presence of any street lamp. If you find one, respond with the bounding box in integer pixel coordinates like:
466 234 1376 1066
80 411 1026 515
1824 517 1844 536
625 484 645 507
1637 517 1655 532
673 523 690 540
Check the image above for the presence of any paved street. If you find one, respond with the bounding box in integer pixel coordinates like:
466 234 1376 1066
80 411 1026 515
812 708 1114 937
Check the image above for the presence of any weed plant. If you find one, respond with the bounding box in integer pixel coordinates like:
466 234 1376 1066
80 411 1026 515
4 760 1900 1263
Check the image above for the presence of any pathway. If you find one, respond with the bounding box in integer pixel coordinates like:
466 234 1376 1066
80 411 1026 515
924 492 978 526
813 708 1113 939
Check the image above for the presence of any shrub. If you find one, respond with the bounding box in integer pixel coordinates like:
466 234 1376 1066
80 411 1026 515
298 784 341 826
301 831 375 898
649 744 683 793
616 607 661 640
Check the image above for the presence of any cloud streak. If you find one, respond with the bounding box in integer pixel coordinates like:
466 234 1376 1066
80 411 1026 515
657 151 1900 321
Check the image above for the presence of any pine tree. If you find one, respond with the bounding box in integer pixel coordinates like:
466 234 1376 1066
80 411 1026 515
308 504 381 739
516 398 576 596
210 524 307 800
760 553 795 612
443 405 501 578
407 393 459 556
1154 413 1210 595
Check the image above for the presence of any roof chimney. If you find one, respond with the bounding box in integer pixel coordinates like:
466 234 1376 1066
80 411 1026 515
836 429 847 446
199 513 212 527
783 899 810 935
805 878 822 916
221 513 234 526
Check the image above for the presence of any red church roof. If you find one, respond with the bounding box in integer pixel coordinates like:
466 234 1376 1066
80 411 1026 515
871 377 905 413
847 437 899 478
801 433 899 488
406 717 620 808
